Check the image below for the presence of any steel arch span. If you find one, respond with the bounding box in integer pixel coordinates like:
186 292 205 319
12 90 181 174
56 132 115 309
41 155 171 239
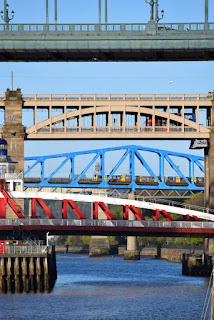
24 145 204 191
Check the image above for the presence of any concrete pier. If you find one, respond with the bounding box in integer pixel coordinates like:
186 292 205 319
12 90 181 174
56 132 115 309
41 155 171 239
182 253 212 276
89 237 110 257
0 248 57 293
89 200 110 257
89 191 110 257
124 192 140 261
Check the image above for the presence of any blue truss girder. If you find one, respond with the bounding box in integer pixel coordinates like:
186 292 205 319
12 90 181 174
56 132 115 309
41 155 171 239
135 150 162 185
24 145 204 191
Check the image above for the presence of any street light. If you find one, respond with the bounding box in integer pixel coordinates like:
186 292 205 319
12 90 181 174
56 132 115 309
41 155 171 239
161 9 164 19
145 0 155 21
145 0 164 22
156 9 164 22
0 3 14 28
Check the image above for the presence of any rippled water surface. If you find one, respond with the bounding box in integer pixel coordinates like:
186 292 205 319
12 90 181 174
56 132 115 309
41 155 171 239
0 255 209 320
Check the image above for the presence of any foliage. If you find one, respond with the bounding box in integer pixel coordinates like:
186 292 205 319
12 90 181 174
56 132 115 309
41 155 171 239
184 192 204 208
66 235 91 245
53 193 205 247
108 205 123 219
137 236 203 246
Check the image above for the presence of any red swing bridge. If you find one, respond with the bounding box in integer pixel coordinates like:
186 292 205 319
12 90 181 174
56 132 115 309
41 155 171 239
1 183 214 240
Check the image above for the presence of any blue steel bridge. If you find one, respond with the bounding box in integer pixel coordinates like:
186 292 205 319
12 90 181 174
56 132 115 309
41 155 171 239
24 145 204 192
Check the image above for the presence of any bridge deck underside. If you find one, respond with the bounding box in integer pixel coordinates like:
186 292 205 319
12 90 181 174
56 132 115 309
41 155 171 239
1 48 214 62
0 225 213 238
0 27 214 62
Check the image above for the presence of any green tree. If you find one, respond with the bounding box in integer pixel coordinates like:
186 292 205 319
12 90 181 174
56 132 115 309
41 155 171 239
184 192 204 208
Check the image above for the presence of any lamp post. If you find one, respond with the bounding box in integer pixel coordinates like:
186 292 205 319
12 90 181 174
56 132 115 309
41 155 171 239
145 0 155 21
156 9 164 23
145 0 164 22
205 0 209 23
0 3 14 29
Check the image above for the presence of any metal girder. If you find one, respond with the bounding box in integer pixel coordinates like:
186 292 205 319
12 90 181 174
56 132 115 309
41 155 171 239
24 145 204 192
1 219 214 238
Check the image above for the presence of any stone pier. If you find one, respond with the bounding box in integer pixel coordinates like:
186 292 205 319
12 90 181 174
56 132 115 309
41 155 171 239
2 88 25 217
182 253 212 276
0 248 57 293
124 192 140 261
203 96 214 259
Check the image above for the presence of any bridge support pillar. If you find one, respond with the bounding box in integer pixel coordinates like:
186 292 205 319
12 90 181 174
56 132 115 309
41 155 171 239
2 88 25 218
3 88 24 173
203 99 214 256
89 201 110 257
124 192 140 261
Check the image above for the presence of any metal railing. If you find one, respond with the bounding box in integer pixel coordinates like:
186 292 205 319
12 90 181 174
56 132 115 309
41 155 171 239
0 245 49 255
35 125 199 134
0 218 214 229
22 93 214 102
0 172 23 180
140 197 214 214
0 22 214 34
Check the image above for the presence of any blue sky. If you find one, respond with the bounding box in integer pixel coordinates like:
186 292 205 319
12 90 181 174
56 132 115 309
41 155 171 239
0 0 212 163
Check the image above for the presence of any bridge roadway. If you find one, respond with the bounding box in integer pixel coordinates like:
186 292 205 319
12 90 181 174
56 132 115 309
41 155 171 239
1 219 214 238
0 93 212 140
0 22 214 62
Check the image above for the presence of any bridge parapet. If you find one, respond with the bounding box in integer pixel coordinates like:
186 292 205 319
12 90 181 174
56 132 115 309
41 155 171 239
0 22 214 35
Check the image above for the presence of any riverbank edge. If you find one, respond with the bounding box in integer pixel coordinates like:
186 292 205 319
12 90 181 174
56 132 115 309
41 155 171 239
54 245 203 263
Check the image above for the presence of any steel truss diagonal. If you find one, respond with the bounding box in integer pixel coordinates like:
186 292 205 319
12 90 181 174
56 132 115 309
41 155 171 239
24 145 204 192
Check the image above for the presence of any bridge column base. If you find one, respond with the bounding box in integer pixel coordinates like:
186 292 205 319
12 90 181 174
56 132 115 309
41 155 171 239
124 235 140 261
204 238 214 255
89 236 110 257
182 253 212 276
124 250 140 261
124 192 140 261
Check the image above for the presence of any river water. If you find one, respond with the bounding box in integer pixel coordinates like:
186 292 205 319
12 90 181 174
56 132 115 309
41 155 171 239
0 255 210 320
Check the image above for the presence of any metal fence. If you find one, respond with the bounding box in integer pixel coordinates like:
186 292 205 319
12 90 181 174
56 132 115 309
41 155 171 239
0 23 213 34
1 245 49 255
0 218 214 230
